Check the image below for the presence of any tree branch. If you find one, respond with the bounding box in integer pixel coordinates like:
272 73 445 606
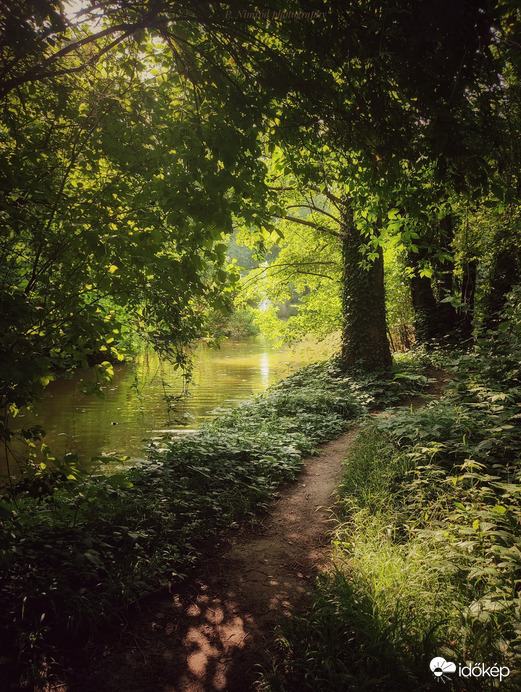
0 13 157 98
308 183 343 209
285 204 340 225
273 214 341 238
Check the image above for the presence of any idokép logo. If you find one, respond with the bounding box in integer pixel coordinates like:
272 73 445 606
429 657 511 684
430 657 456 683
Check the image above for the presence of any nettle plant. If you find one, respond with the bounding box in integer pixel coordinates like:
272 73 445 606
1 357 427 687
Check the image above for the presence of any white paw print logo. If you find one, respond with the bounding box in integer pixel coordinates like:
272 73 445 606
430 657 457 683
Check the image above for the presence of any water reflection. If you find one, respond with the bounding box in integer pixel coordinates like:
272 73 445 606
259 352 270 388
9 337 298 470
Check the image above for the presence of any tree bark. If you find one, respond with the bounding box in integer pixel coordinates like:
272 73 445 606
410 214 462 345
458 258 477 339
340 205 392 371
410 271 438 342
434 214 459 337
483 249 519 330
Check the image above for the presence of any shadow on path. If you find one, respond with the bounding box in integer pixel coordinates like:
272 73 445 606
68 430 359 692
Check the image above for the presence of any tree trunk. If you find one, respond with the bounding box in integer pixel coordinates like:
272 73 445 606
410 271 438 343
410 214 461 345
458 258 477 339
483 249 519 330
340 206 392 371
434 214 458 337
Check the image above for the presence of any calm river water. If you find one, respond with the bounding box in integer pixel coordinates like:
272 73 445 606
10 337 300 471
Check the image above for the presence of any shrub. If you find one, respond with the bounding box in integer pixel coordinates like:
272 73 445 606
1 358 420 688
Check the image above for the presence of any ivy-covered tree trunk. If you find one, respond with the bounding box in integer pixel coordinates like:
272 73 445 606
410 260 439 343
340 206 392 371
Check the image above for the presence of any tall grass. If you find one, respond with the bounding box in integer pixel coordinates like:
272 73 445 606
261 333 521 691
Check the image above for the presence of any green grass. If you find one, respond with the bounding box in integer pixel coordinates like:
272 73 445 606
0 357 422 689
260 334 521 691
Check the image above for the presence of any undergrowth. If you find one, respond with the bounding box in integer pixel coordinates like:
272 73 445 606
0 357 421 689
261 319 521 690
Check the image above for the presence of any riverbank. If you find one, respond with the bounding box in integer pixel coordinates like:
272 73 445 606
2 337 302 478
0 357 424 690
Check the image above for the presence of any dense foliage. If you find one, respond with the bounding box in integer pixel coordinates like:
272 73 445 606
261 301 521 691
0 358 423 688
0 37 271 389
1 2 521 689
2 1 521 397
3 1 521 380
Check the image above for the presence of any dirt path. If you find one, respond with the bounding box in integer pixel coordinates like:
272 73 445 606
70 428 359 692
68 371 448 692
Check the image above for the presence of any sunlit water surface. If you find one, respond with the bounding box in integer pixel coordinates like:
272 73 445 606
9 337 301 471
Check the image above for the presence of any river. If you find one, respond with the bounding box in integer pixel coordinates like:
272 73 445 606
7 337 301 473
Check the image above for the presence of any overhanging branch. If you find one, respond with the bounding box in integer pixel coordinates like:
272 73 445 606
273 214 341 238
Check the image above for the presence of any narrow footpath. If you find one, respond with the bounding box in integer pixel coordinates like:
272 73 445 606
67 370 446 692
69 428 359 692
